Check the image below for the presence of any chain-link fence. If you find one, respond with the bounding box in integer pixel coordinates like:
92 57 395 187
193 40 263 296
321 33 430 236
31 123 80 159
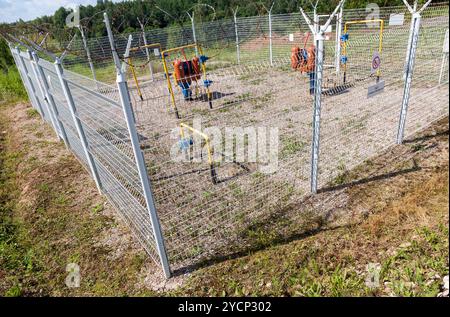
6 2 449 278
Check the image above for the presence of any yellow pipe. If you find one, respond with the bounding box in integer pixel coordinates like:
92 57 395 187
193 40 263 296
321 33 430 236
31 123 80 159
161 52 179 117
378 20 384 78
343 19 384 77
127 43 163 101
161 43 213 115
163 44 198 55
343 23 348 74
128 56 143 101
198 45 212 103
129 43 162 53
179 123 214 165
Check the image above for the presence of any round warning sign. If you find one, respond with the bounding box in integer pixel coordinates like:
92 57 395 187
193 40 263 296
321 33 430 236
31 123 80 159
371 52 381 74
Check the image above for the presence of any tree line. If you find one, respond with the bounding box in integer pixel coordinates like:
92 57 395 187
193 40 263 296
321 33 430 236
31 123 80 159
3 0 412 40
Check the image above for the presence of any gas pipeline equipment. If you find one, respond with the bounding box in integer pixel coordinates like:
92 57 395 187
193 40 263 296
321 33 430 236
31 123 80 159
161 43 213 119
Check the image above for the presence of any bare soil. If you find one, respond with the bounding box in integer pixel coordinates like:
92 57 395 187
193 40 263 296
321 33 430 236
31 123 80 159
0 101 448 296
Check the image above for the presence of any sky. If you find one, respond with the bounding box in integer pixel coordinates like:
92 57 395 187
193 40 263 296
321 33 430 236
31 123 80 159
0 0 110 23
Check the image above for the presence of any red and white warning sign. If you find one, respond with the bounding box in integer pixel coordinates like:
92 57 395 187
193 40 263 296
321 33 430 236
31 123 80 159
371 51 381 74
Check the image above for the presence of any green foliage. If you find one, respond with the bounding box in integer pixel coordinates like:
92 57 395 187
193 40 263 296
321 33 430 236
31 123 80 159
0 38 14 72
5 285 22 297
379 224 449 297
26 108 39 118
0 38 27 104
0 68 27 104
2 0 416 41
281 137 306 158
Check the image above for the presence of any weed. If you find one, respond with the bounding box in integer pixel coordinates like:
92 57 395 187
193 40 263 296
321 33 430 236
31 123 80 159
202 191 213 199
26 108 39 118
92 203 104 214
0 67 27 104
4 285 22 297
281 137 306 158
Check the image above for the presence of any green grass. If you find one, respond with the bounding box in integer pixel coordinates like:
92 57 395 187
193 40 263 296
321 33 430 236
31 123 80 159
26 108 39 118
380 224 449 296
64 63 117 84
174 168 449 297
0 67 27 104
171 118 449 297
0 126 30 297
0 103 158 296
281 136 306 158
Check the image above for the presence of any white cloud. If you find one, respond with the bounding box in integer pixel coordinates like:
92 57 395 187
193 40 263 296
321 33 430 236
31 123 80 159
0 0 101 23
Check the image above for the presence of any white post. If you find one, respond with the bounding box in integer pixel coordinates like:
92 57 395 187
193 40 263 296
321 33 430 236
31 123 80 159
10 45 37 111
138 20 155 81
301 0 345 194
403 1 418 79
262 2 275 66
233 7 241 65
335 3 344 74
31 51 70 148
397 0 432 144
78 25 99 90
54 57 103 193
188 12 199 56
439 29 449 84
104 12 171 279
312 12 322 194
121 34 133 74
103 13 122 72
15 47 45 119
27 50 61 139
269 10 273 66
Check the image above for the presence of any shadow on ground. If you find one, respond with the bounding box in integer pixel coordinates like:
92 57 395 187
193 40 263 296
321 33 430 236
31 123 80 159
171 119 449 276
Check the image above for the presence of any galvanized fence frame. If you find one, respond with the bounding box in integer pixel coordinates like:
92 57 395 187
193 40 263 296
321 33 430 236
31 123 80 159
9 43 172 278
7 2 449 278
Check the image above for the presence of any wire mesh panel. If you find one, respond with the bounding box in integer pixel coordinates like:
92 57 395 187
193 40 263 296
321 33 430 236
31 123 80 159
7 3 450 277
33 58 163 264
15 51 50 123
66 79 161 263
404 5 450 137
136 68 315 269
10 48 36 109
39 58 91 168
318 4 449 189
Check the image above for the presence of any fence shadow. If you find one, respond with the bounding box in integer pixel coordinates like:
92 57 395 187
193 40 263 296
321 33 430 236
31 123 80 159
403 129 449 144
318 160 421 194
170 150 446 277
172 219 346 277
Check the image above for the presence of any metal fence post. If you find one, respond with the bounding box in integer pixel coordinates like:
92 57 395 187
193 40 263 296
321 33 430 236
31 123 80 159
104 12 172 279
439 29 449 85
268 8 274 66
233 8 241 65
261 2 275 66
188 12 199 56
335 4 344 74
78 25 99 90
403 1 418 80
138 21 155 81
397 0 431 144
10 45 33 105
31 51 70 148
301 1 345 194
310 33 325 194
27 50 61 139
54 57 103 193
15 47 45 119
117 71 172 279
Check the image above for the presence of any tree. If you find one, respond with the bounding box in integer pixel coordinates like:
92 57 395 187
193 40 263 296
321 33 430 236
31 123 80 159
0 37 14 72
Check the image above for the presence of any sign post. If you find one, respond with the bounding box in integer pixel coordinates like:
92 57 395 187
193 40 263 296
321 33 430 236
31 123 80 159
371 51 381 75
